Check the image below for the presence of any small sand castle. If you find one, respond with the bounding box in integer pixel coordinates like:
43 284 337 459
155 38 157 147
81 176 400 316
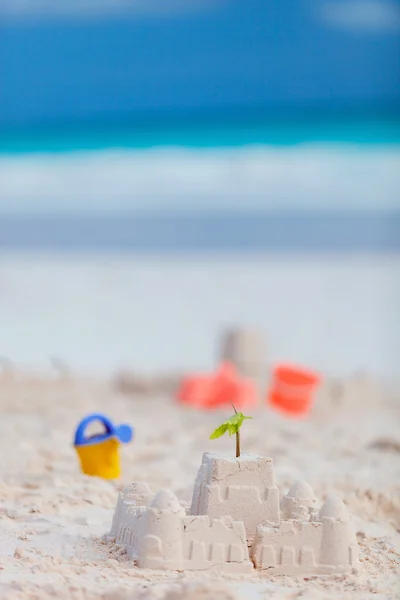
109 453 360 574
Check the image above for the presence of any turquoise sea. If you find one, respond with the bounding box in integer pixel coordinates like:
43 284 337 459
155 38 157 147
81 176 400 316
1 111 400 154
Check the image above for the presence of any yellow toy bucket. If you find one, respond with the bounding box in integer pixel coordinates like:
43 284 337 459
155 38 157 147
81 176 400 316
74 413 133 480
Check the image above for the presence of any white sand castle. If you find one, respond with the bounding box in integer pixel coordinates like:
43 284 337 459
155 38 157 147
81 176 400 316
109 453 360 575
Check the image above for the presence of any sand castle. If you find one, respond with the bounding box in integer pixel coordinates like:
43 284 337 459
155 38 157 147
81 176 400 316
109 453 360 575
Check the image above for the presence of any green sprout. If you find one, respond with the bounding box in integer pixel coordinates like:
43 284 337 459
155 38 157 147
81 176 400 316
209 405 253 458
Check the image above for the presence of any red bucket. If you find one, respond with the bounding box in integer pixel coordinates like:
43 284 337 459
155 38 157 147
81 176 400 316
268 363 321 417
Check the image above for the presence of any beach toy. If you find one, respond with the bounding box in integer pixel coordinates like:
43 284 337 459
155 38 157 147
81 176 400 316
267 363 321 417
74 413 133 479
177 362 258 410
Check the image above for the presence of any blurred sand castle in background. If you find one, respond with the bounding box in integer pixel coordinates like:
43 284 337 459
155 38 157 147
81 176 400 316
219 329 267 391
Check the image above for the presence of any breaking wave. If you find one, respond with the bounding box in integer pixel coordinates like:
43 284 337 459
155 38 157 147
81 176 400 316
0 144 399 215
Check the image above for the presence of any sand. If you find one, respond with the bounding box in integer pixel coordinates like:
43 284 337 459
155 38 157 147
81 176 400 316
0 371 399 600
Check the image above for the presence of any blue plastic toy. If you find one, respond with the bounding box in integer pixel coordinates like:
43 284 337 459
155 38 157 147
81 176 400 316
74 413 133 479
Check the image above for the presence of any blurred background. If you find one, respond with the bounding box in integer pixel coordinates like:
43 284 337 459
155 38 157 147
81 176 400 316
0 0 399 378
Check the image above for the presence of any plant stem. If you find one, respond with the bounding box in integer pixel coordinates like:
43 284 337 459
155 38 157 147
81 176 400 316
231 403 240 458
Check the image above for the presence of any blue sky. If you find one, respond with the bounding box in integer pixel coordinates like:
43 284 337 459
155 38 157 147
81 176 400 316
0 0 399 125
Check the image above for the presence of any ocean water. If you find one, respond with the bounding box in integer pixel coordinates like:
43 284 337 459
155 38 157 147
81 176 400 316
2 112 400 153
1 115 400 252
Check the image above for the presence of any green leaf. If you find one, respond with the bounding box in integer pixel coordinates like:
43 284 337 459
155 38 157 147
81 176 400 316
227 423 237 436
209 424 228 439
209 412 253 440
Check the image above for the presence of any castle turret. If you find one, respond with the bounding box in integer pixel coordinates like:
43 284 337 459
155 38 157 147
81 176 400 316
219 328 266 392
190 453 279 543
139 489 185 570
319 496 359 569
110 481 154 538
319 496 349 521
123 481 155 506
280 480 318 520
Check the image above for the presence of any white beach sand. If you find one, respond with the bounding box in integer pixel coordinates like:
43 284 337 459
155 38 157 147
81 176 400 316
0 255 399 377
0 371 399 600
0 255 399 598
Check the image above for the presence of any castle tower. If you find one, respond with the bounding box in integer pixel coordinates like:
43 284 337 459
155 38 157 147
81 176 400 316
139 489 185 570
110 481 154 538
219 328 266 393
319 496 359 569
190 453 280 543
280 480 318 520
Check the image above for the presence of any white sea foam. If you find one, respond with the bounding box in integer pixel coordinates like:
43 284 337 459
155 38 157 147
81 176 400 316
0 145 399 214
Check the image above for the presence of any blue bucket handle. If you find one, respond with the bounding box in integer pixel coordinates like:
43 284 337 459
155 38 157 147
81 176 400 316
74 413 133 447
74 413 115 446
